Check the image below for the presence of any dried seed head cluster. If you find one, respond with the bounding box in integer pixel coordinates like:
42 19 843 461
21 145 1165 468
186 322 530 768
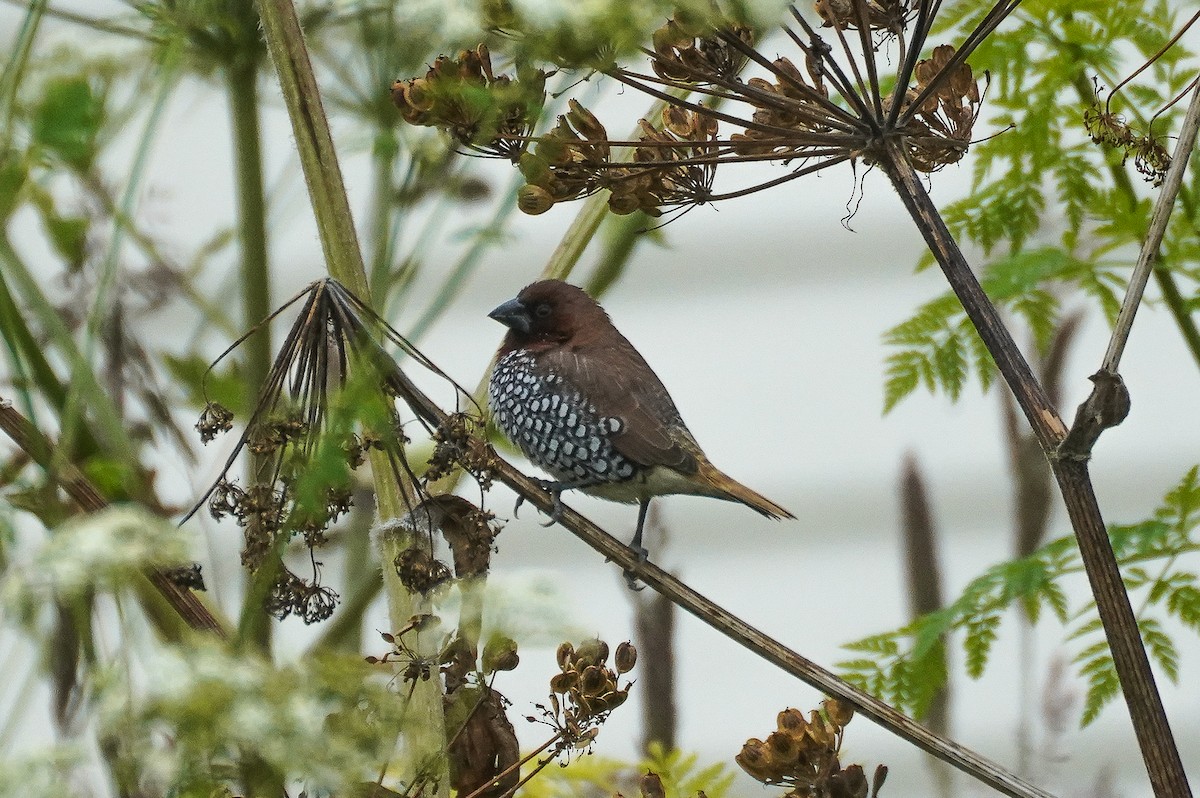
651 17 753 83
391 44 546 161
393 2 992 216
426 411 496 489
187 280 484 624
530 639 637 751
1084 103 1171 185
814 0 916 34
736 699 887 798
890 44 983 172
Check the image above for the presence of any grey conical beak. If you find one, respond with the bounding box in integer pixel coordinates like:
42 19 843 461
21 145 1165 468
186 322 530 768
488 297 532 335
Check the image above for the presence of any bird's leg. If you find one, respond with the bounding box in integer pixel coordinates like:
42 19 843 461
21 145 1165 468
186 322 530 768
512 477 604 525
622 499 652 591
628 499 651 562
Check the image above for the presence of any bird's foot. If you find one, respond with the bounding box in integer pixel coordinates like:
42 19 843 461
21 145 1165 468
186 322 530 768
512 478 573 526
621 544 649 591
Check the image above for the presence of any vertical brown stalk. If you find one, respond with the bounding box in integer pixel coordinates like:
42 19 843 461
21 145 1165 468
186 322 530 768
879 137 1191 798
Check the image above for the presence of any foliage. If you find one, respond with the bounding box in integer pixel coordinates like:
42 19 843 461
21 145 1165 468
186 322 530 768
840 465 1200 726
883 0 1200 410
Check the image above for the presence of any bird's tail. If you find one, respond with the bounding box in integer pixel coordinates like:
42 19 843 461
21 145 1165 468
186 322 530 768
697 460 795 519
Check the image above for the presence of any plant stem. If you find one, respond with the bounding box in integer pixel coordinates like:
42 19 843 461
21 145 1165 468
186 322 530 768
1101 76 1200 372
255 2 446 791
880 138 1191 798
382 361 1054 798
225 40 275 651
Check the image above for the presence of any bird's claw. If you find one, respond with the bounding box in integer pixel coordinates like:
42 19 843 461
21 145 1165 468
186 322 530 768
513 478 568 526
622 544 650 591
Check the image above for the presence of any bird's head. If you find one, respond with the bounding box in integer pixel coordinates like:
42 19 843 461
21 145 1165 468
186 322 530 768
489 280 611 352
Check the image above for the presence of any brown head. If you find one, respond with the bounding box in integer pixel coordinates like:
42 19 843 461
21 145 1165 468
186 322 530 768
488 280 614 354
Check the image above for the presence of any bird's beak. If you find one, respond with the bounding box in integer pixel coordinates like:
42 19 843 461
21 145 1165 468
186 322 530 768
488 297 532 334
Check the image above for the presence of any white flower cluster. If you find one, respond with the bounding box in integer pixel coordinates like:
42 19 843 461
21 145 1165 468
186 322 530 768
96 641 404 795
1 506 190 621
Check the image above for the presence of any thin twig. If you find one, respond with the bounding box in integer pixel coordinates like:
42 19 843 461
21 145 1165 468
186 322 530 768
0 398 228 639
1101 76 1200 372
381 360 1056 798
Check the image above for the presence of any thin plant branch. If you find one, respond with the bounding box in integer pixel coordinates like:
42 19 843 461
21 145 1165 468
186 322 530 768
380 352 1056 798
1101 76 1200 373
0 398 228 639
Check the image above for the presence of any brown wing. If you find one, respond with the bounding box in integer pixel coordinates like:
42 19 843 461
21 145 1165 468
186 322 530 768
538 336 701 474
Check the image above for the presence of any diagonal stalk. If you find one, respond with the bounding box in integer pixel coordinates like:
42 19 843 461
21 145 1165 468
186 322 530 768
380 352 1054 798
1100 76 1200 373
878 137 1191 798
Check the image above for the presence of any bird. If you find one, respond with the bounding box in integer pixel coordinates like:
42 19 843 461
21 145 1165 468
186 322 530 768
486 279 793 562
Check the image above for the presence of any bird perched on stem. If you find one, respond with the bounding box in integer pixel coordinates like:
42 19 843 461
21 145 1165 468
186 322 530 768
487 279 793 563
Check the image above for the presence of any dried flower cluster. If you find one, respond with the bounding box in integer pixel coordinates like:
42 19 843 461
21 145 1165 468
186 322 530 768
391 44 545 161
736 699 887 798
890 44 983 172
517 100 720 217
1084 102 1171 185
188 280 483 623
393 2 991 216
814 0 916 34
530 639 637 751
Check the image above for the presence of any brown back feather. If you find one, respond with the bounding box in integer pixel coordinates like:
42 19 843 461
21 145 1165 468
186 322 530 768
538 332 702 473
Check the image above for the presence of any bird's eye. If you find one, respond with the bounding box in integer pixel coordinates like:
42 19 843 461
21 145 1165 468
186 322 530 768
534 303 552 319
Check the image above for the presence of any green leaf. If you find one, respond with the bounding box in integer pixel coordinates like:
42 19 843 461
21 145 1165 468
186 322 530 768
32 75 105 171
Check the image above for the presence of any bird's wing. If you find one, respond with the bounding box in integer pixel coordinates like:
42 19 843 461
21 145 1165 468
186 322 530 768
541 339 701 474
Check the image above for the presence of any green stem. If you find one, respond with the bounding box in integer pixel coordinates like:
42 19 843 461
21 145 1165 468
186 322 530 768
367 130 399 300
1154 267 1200 369
255 2 446 791
225 27 275 651
0 0 46 140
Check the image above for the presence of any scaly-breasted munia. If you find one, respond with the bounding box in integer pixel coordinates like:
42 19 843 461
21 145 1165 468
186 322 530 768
487 279 793 560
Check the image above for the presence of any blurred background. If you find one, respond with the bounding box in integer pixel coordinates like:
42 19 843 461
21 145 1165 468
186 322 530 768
1 2 1198 797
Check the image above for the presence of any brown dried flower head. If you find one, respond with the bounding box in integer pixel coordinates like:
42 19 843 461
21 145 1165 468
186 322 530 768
392 44 546 161
888 44 983 172
736 699 884 798
536 638 636 751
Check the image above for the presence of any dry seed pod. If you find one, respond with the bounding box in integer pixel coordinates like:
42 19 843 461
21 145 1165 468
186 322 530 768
575 638 609 667
640 772 666 798
518 184 554 215
615 641 637 673
777 707 808 739
549 671 578 693
766 730 799 761
823 697 855 727
735 738 777 782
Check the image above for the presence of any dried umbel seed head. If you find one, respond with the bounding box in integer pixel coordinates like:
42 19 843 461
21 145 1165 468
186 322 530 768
892 44 983 172
815 0 916 33
392 45 546 160
650 16 753 83
737 701 884 795
196 402 234 443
